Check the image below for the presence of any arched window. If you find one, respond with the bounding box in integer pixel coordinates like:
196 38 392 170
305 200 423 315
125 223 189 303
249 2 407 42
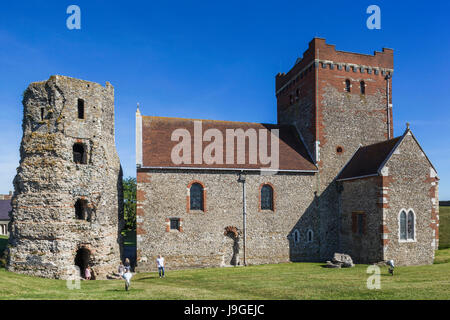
345 79 351 92
399 209 415 241
293 230 300 244
73 143 86 164
407 210 415 240
260 184 274 211
307 229 314 242
190 183 204 211
360 81 366 94
399 210 407 240
78 99 85 119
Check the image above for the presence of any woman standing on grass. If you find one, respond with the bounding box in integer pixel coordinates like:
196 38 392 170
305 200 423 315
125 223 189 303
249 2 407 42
85 266 91 280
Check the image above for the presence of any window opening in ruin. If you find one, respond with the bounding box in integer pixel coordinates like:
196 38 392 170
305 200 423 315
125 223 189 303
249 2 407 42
360 81 366 94
78 99 85 119
73 143 86 164
75 199 88 220
40 108 45 121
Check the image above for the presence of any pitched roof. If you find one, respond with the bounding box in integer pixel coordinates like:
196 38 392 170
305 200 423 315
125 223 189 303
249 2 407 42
337 136 402 181
139 116 317 172
0 199 11 220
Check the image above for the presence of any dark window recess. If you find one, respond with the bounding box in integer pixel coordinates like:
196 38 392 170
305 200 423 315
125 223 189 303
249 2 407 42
73 143 86 164
360 81 366 94
40 108 45 121
352 212 365 235
294 231 299 242
400 210 407 240
190 183 204 211
345 79 351 92
407 211 415 240
261 184 274 210
357 214 364 235
75 199 87 220
170 218 180 231
78 99 85 119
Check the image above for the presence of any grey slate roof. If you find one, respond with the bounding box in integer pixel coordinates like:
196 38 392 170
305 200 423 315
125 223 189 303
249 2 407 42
0 199 11 220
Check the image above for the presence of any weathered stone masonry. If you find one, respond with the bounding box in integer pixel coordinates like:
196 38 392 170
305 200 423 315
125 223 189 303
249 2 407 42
7 75 124 279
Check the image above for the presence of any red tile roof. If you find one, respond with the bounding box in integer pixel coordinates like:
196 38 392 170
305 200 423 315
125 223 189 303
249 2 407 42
140 116 317 172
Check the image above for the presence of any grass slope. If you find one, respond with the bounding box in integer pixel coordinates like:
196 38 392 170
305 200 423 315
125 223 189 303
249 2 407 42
0 207 448 300
439 206 450 249
0 249 449 300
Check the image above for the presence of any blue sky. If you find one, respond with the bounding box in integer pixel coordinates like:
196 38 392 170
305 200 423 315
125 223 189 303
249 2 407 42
0 1 449 198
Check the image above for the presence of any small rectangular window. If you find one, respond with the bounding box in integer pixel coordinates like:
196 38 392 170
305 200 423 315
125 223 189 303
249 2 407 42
352 212 365 235
170 218 180 231
78 99 85 119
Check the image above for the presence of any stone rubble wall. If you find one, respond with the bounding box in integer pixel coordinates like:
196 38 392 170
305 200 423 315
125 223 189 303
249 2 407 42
7 75 124 279
136 170 318 272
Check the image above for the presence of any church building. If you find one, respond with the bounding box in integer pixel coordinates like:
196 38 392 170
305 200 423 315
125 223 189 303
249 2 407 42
135 38 439 270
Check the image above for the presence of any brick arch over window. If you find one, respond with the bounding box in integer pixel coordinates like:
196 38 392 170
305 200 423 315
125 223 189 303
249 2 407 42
186 180 207 212
259 182 276 212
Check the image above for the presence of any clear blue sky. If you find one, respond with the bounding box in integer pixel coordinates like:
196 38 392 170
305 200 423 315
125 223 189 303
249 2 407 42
0 1 449 198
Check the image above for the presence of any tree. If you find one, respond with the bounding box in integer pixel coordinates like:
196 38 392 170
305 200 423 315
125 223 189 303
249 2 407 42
123 177 136 231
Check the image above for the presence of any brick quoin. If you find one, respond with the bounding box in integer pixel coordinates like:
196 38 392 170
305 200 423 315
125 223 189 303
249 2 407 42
137 171 151 183
136 190 146 202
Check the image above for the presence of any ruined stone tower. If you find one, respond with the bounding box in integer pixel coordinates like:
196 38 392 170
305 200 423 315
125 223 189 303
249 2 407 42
7 75 124 279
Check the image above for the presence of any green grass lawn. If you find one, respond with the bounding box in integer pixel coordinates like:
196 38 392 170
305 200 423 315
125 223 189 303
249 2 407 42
439 206 450 249
0 208 448 300
0 248 449 300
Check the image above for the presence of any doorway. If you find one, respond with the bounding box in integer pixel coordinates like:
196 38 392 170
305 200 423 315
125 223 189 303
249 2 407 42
74 247 90 278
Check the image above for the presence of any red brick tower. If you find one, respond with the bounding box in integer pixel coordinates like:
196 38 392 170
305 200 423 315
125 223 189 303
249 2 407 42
276 38 394 259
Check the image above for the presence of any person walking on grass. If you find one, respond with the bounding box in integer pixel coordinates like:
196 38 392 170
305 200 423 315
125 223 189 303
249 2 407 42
156 255 165 278
123 268 132 291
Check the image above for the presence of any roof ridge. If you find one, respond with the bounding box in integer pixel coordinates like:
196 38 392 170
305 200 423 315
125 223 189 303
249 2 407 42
142 115 287 127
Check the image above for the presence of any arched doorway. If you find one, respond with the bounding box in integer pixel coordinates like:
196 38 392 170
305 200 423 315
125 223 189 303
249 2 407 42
74 247 90 278
223 226 240 266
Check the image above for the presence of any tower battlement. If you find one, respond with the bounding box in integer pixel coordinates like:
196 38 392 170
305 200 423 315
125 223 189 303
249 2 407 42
276 38 393 93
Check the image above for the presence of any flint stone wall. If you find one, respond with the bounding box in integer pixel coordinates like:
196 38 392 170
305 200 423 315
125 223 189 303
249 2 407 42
381 133 438 265
136 170 318 272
